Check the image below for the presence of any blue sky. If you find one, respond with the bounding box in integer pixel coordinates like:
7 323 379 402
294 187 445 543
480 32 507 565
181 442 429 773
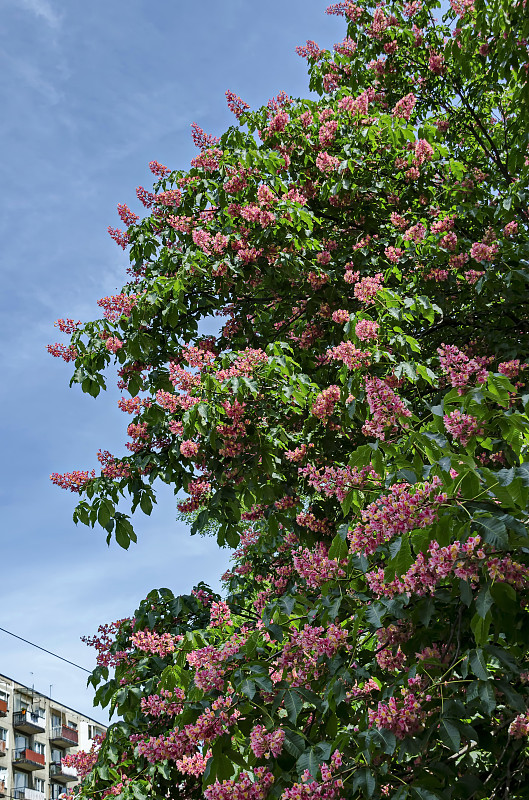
0 0 344 721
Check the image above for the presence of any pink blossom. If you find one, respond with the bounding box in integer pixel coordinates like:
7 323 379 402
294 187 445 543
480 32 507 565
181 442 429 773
385 246 403 263
332 309 350 324
355 319 379 341
180 440 199 458
444 409 483 446
316 151 340 173
354 273 383 303
326 341 371 369
392 93 417 121
311 385 341 422
348 477 445 555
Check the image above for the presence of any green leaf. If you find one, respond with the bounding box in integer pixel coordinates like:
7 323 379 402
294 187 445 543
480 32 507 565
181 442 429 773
240 679 256 700
284 689 303 723
473 515 508 549
353 767 376 798
475 588 493 618
470 649 490 680
296 748 322 779
283 728 306 758
329 532 349 560
440 719 461 752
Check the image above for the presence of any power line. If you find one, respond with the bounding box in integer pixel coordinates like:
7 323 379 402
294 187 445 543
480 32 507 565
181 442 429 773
0 626 91 674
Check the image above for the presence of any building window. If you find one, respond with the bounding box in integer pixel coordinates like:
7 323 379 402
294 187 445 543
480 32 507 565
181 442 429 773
52 714 61 728
14 772 28 789
66 721 77 731
15 734 28 751
0 728 6 742
0 691 8 704
88 725 102 739
51 748 63 764
33 742 45 756
51 784 63 800
34 779 45 793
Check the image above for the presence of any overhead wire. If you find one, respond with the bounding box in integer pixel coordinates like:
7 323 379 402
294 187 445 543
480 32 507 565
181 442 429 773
0 626 91 674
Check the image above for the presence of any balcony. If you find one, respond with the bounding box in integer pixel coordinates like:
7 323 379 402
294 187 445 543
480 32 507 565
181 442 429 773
13 711 45 734
13 749 45 771
13 790 46 800
0 700 7 717
0 781 5 797
50 726 78 747
0 740 6 756
50 763 78 784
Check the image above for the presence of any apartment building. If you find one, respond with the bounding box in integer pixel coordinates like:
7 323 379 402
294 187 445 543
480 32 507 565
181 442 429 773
0 674 106 800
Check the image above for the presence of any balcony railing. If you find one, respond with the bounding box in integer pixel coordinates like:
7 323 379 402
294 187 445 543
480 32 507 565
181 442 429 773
12 711 45 734
50 725 78 746
0 699 7 717
50 763 78 783
13 790 46 800
0 739 6 756
13 748 46 770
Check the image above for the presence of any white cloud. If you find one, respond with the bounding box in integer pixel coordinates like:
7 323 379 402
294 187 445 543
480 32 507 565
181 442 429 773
15 0 61 28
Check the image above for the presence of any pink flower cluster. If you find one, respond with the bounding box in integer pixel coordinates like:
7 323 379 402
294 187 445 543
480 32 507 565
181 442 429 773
293 543 346 588
47 343 78 362
107 227 130 249
214 348 267 382
355 319 379 341
277 623 349 686
487 556 529 590
296 40 325 61
438 343 489 393
131 629 182 657
413 139 434 165
385 246 403 264
186 629 248 691
362 376 411 439
348 477 446 555
334 37 357 55
105 337 123 354
332 309 350 324
97 294 138 322
470 241 498 262
62 735 104 779
209 601 233 627
368 691 426 739
285 443 314 462
366 536 484 597
140 688 184 717
175 750 211 777
444 409 482 446
191 122 220 150
50 469 95 492
54 318 80 333
354 273 383 303
117 203 139 226
205 768 274 800
225 90 250 118
316 152 340 173
311 385 341 423
300 463 375 501
180 440 199 458
509 714 529 738
498 359 522 379
281 754 344 800
326 341 371 370
250 726 285 759
392 93 416 121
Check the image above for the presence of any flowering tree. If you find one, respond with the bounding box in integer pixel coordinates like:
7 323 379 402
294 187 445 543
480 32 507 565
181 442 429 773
51 0 529 797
